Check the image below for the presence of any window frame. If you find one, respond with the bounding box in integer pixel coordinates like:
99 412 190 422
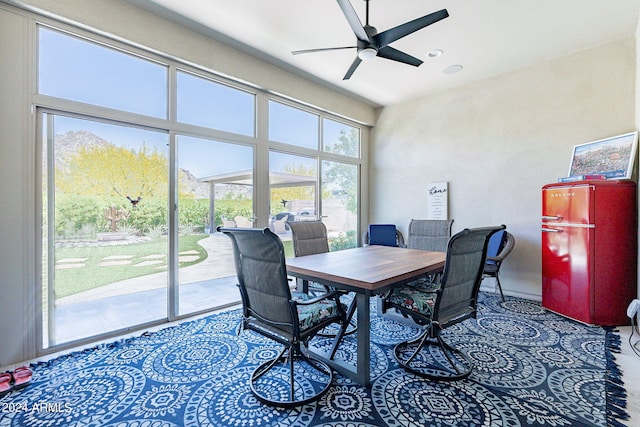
33 19 367 354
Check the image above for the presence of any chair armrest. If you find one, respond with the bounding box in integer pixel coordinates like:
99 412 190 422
294 290 343 306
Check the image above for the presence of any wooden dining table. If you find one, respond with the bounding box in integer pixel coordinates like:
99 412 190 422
286 245 446 386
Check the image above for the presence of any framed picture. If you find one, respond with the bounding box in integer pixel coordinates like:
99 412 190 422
567 131 638 179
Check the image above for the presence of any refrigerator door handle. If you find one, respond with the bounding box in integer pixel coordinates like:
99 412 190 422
541 227 563 233
542 215 563 221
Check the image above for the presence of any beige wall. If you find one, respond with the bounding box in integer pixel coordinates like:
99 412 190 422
0 5 35 369
371 37 636 299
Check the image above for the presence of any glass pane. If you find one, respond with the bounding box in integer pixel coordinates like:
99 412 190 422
323 118 360 157
269 101 318 149
177 71 255 136
269 152 316 255
322 160 358 250
38 27 167 118
43 114 169 346
176 135 253 315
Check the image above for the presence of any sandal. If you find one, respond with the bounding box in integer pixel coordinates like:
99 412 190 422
11 366 32 390
0 372 11 397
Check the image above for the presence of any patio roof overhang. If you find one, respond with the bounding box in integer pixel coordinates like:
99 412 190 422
199 169 316 188
199 169 316 229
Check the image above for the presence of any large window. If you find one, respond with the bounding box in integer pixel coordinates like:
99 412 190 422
177 71 255 136
39 27 167 118
36 24 364 351
269 100 319 149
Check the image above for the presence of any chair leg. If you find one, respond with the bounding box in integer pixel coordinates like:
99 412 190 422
319 296 357 338
394 331 473 381
250 344 334 407
253 347 287 381
328 300 356 359
495 273 505 302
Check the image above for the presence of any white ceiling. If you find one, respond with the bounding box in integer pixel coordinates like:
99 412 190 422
129 0 640 107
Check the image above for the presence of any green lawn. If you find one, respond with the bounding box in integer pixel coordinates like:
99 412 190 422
54 234 209 298
54 234 294 299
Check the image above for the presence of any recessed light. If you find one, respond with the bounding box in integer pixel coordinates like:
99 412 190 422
427 49 443 58
443 64 463 74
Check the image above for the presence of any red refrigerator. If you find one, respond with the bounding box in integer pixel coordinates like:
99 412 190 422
541 180 637 325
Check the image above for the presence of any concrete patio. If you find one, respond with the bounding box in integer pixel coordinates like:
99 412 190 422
52 233 248 345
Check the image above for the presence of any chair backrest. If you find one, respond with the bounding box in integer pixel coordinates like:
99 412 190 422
407 219 454 252
218 227 295 336
367 224 401 247
435 225 505 325
287 221 330 257
488 231 515 265
485 229 507 264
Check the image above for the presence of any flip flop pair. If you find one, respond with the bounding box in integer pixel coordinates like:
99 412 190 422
0 366 33 397
0 372 10 397
12 367 33 390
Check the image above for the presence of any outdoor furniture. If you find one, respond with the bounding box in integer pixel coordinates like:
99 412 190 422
218 226 348 406
406 219 454 251
362 224 405 247
271 217 288 234
287 220 357 336
234 216 253 228
406 219 454 285
286 245 446 386
382 225 505 381
221 218 236 228
481 230 515 301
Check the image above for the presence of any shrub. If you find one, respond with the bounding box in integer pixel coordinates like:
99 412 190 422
329 230 357 251
55 195 102 236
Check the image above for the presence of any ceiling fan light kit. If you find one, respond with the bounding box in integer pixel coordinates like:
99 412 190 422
292 0 449 80
357 47 377 60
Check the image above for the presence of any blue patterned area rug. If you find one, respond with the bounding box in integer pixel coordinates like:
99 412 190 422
0 293 628 427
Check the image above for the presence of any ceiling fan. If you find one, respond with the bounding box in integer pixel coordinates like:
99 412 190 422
292 0 449 80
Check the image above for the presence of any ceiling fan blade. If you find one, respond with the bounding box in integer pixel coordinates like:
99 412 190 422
336 0 370 42
377 46 423 67
374 9 449 48
343 57 362 80
292 46 356 55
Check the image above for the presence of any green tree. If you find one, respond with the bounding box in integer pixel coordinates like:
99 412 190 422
56 144 168 202
322 128 359 213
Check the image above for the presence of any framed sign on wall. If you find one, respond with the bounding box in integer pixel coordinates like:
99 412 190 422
427 181 448 220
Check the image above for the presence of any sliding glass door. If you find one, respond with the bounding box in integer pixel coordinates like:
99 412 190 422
42 113 169 345
176 136 253 316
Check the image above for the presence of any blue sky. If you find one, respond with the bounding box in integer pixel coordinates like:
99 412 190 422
40 27 357 179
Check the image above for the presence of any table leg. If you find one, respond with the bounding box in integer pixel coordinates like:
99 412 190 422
305 292 372 387
355 293 370 386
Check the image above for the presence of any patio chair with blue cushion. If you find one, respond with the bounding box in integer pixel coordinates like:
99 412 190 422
480 230 515 302
362 223 405 247
382 225 505 381
218 226 348 407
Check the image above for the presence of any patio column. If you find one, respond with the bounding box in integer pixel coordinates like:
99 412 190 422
209 183 216 232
